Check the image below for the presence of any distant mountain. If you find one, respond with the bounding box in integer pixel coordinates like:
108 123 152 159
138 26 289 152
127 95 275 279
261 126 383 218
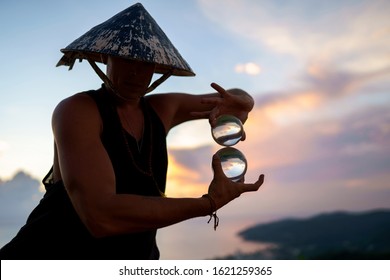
218 209 390 260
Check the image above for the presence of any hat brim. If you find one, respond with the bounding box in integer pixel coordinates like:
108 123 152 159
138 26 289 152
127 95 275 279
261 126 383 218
57 50 195 77
56 3 195 77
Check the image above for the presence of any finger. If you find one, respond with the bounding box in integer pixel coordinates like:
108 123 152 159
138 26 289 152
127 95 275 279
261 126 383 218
211 154 225 178
210 118 216 127
240 174 265 193
209 108 220 126
211 83 229 98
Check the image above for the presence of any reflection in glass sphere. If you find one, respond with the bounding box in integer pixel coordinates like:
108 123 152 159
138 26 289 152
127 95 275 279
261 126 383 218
212 115 243 146
216 147 247 182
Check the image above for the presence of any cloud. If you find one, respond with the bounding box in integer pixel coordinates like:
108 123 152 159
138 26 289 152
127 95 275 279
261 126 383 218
0 171 41 226
165 145 213 197
301 62 390 98
198 0 390 74
235 62 261 75
245 94 390 192
250 57 390 127
169 145 213 173
0 140 9 156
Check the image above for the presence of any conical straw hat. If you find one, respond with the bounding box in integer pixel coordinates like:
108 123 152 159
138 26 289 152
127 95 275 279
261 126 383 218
56 3 194 77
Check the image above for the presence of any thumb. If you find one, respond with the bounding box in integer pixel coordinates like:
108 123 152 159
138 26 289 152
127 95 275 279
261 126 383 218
211 154 225 178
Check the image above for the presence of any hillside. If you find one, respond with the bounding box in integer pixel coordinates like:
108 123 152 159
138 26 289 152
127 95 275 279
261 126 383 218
218 209 390 260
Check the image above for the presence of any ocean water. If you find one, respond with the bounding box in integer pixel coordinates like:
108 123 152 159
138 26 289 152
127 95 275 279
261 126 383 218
157 217 269 259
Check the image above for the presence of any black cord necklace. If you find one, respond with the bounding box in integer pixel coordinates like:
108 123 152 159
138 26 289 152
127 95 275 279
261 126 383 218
116 99 166 197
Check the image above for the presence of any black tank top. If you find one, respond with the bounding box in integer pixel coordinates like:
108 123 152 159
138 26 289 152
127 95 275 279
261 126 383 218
0 86 168 259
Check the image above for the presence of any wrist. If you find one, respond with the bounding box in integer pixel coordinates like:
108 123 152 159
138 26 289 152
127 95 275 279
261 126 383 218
202 194 219 230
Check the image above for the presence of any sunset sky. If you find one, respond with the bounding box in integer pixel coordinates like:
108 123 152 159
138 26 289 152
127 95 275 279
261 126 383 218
1 0 389 259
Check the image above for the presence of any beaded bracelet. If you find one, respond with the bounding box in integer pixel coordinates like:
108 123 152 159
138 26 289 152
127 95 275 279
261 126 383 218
202 194 219 230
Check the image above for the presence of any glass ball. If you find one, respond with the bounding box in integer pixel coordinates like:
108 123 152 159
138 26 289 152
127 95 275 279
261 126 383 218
216 147 247 182
211 115 243 146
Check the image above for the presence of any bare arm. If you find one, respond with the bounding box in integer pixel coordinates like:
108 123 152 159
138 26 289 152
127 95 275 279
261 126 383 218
53 94 263 238
147 83 255 133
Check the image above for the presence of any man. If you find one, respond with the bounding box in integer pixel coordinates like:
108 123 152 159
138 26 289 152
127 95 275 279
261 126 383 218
0 3 264 259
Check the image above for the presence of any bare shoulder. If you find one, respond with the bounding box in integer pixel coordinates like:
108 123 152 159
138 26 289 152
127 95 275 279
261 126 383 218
53 92 97 116
52 92 102 136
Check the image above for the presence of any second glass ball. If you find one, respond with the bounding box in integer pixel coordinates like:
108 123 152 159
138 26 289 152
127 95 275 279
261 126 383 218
216 147 247 182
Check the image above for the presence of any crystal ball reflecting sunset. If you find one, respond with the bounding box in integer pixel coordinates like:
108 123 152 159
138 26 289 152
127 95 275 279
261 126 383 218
211 115 243 146
216 147 247 182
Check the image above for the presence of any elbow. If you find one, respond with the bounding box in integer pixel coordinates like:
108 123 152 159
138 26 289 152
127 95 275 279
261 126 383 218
80 206 145 238
71 195 154 238
78 206 117 238
83 215 151 238
82 213 112 238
